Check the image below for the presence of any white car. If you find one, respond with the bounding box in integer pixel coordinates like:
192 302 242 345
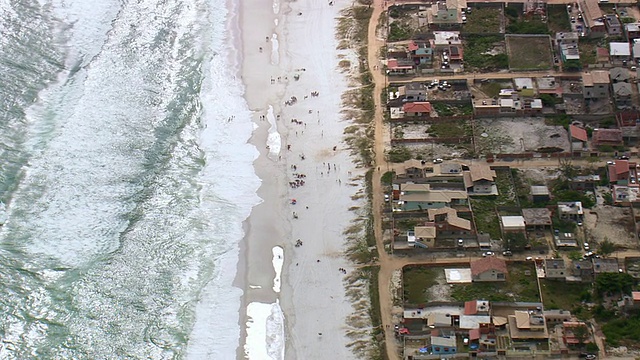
482 251 494 257
584 242 590 250
384 194 390 202
433 158 443 164
526 256 533 261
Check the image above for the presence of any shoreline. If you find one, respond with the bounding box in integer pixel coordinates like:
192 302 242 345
236 0 367 359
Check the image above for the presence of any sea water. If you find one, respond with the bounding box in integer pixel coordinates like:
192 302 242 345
0 0 259 358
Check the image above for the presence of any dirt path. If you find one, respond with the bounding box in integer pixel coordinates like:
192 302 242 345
365 1 403 359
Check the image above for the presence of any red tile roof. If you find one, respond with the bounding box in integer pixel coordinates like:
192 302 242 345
470 257 507 276
593 128 623 144
469 328 481 340
615 160 630 176
633 291 640 301
570 125 588 142
408 41 418 51
464 301 478 315
403 102 432 114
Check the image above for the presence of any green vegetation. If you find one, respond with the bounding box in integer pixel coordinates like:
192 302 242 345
598 239 617 257
479 82 510 98
539 93 561 107
579 40 598 66
462 7 502 34
431 103 473 116
507 36 552 70
595 272 635 297
563 59 582 71
547 5 572 32
620 17 636 24
427 120 471 138
388 21 413 42
464 35 509 71
451 263 540 302
504 4 548 34
471 198 501 239
552 189 596 208
602 314 640 347
387 146 412 163
381 171 394 186
540 280 592 312
495 170 519 206
403 267 440 304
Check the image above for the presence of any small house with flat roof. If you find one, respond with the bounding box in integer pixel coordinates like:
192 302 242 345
557 202 584 222
544 259 567 279
522 208 552 230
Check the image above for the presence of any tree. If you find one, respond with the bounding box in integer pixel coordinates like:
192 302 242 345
598 238 616 257
381 171 395 186
572 324 590 347
595 272 635 297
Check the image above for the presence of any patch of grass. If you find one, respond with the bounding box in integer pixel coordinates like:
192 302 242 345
427 120 471 138
403 267 440 304
388 20 413 42
462 7 502 34
579 40 598 66
495 170 519 206
547 5 571 32
432 103 473 116
602 315 640 347
479 82 509 98
471 198 501 239
451 262 540 302
463 35 509 71
540 280 592 312
507 35 551 70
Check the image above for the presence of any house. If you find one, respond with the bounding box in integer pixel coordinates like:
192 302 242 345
569 175 601 191
462 165 497 195
626 23 640 41
400 82 429 102
530 185 550 203
579 0 605 37
537 77 562 96
386 58 416 75
634 40 640 64
611 67 633 108
557 202 584 222
508 309 548 340
413 225 436 248
392 159 461 180
398 183 468 211
592 128 623 147
427 207 473 236
617 110 640 145
464 300 491 315
402 102 432 117
514 78 535 97
522 208 552 230
556 32 581 63
596 47 610 63
613 185 640 204
607 159 639 186
582 71 610 99
544 310 572 324
500 216 526 233
555 231 578 248
430 334 457 354
605 14 622 36
432 31 462 49
569 124 588 152
428 0 465 27
593 257 619 276
563 321 592 347
544 259 567 279
610 42 631 63
470 257 507 282
630 292 640 309
571 259 594 282
408 40 433 65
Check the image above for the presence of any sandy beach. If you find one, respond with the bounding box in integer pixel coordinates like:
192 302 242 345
237 0 365 358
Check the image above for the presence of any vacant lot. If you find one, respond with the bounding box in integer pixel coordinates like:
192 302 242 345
547 5 572 32
475 118 570 154
462 6 502 34
471 198 501 239
540 279 592 312
506 35 552 70
450 262 540 302
583 205 637 249
403 266 442 305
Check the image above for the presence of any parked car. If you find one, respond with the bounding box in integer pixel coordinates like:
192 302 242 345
433 158 443 164
584 242 590 250
502 250 513 256
482 251 494 257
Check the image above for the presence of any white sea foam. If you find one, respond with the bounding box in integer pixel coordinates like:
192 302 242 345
245 301 285 360
266 105 281 158
272 0 279 14
270 33 279 65
272 246 283 293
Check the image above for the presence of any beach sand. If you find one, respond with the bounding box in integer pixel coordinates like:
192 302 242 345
237 0 365 358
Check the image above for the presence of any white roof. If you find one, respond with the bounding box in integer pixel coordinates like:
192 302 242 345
459 315 492 329
432 336 456 347
627 23 640 32
514 77 534 90
500 98 514 108
531 99 543 109
501 215 526 229
634 42 640 59
610 42 631 57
